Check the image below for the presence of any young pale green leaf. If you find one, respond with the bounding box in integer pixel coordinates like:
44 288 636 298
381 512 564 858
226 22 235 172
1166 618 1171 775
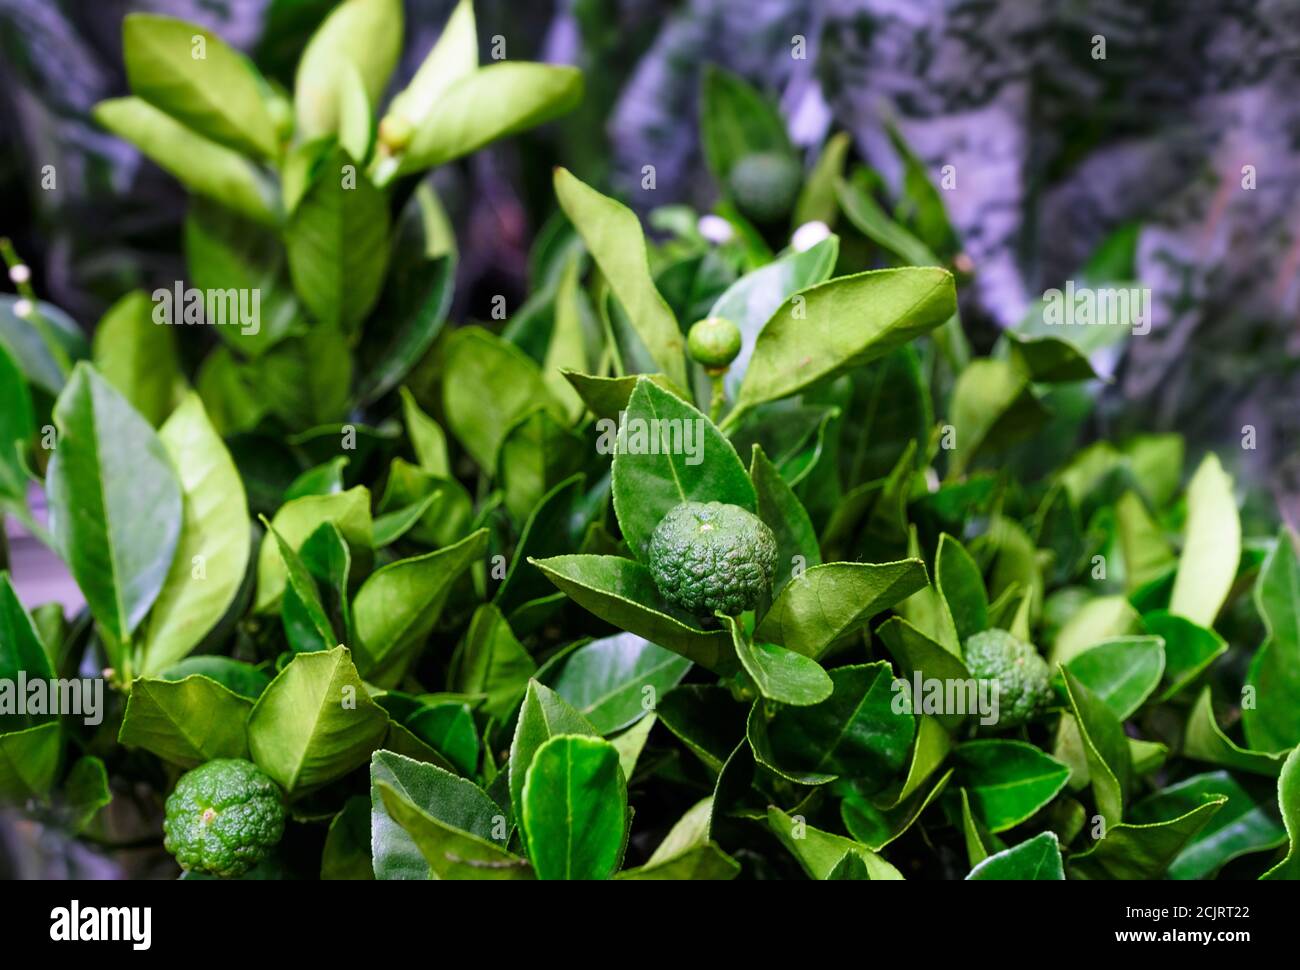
547 632 691 734
617 842 740 880
1183 689 1288 776
767 806 903 880
1061 665 1130 828
1070 797 1227 880
553 169 687 389
46 363 183 646
543 255 590 422
748 663 914 787
0 573 55 733
399 386 449 477
508 681 599 852
1115 490 1176 591
286 146 390 335
936 533 987 643
452 605 537 725
118 674 252 766
1262 746 1300 879
794 131 852 227
754 559 929 659
336 62 373 163
611 377 755 559
530 555 736 674
0 722 61 802
90 291 183 428
294 0 402 140
247 645 389 795
724 616 831 707
561 371 686 420
1244 530 1300 752
750 444 820 595
965 831 1065 880
1050 594 1140 664
442 326 565 470
394 64 583 175
1130 771 1286 880
352 529 489 687
123 14 278 159
522 735 628 880
951 740 1071 833
947 358 1048 477
730 267 956 421
698 65 792 181
1169 453 1240 628
139 394 249 676
384 0 476 131
255 486 373 612
834 175 937 268
93 98 276 224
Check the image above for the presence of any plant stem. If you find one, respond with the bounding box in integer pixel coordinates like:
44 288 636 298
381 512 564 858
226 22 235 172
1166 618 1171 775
709 372 726 423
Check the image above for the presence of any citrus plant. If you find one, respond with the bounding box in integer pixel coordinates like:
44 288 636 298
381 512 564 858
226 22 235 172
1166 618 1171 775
0 4 1297 884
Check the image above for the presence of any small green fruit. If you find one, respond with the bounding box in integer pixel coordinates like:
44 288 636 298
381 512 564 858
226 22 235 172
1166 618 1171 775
163 758 285 878
728 151 802 225
687 316 743 370
962 629 1053 728
646 501 778 616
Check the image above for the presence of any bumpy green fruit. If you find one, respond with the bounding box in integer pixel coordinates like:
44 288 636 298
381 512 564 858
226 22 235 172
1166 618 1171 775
687 316 743 370
163 759 285 877
727 151 802 225
646 501 778 615
962 629 1052 728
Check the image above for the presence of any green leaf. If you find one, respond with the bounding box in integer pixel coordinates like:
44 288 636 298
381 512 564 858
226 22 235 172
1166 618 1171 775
383 0 477 132
452 605 536 725
611 377 755 558
841 765 953 852
254 325 353 427
750 444 821 595
62 755 112 834
1005 333 1101 383
1061 665 1131 827
406 702 479 776
531 555 736 674
543 256 590 422
118 674 251 766
0 722 61 802
748 662 914 787
794 132 852 227
561 370 686 420
1184 688 1288 776
834 175 937 268
698 65 791 182
0 342 34 506
1130 771 1286 879
553 168 687 389
93 97 276 224
284 457 348 501
1244 530 1300 752
754 559 928 659
730 267 956 420
400 386 449 477
951 740 1071 833
321 795 373 880
547 632 691 734
1050 594 1140 664
159 656 270 701
498 407 586 525
724 616 831 707
876 617 973 733
336 62 372 163
123 14 278 159
91 291 183 428
394 63 582 175
966 831 1064 880
0 573 55 733
442 326 565 470
266 519 336 654
46 364 183 646
286 147 390 334
0 295 85 396
1115 490 1175 590
1262 746 1300 879
294 0 402 140
936 533 987 643
1070 797 1227 880
1146 610 1226 701
657 685 748 774
508 681 598 852
493 475 587 622
247 645 389 794
767 806 903 880
139 394 249 676
522 735 627 880
1062 636 1165 720
1169 453 1240 628
353 528 488 687
947 358 1048 476
255 486 373 612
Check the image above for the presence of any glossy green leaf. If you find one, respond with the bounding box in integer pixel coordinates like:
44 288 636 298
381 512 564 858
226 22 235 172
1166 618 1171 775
1169 453 1240 628
1145 611 1226 701
966 831 1064 880
93 97 276 224
247 646 389 794
508 681 599 852
123 14 278 158
730 267 955 420
46 364 183 646
91 291 183 428
294 0 402 140
767 806 903 880
754 559 928 659
947 359 1048 476
139 394 249 676
522 734 627 880
1050 594 1140 664
951 740 1071 833
936 533 987 643
118 674 251 766
876 616 972 732
494 475 586 619
611 377 755 559
656 684 748 774
1244 530 1300 752
452 605 536 724
353 528 488 687
321 795 373 880
750 444 820 595
1183 688 1288 776
383 0 476 132
0 573 55 733
1063 636 1165 720
255 486 373 611
725 616 831 707
553 168 687 389
377 778 530 879
0 295 85 395
548 632 691 734
0 342 33 506
400 386 449 476
266 520 336 653
841 766 952 852
159 656 270 701
1262 746 1300 879
1070 797 1226 880
498 407 586 525
0 722 61 802
561 371 685 420
1061 665 1130 827
698 65 791 181
407 702 479 776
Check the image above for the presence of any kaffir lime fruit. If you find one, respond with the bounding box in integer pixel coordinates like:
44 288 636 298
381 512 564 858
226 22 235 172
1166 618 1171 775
687 316 743 370
962 628 1053 728
163 758 285 877
646 501 778 615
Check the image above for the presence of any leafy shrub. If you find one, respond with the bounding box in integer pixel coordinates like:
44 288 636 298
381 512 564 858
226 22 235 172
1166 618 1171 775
0 5 1297 883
